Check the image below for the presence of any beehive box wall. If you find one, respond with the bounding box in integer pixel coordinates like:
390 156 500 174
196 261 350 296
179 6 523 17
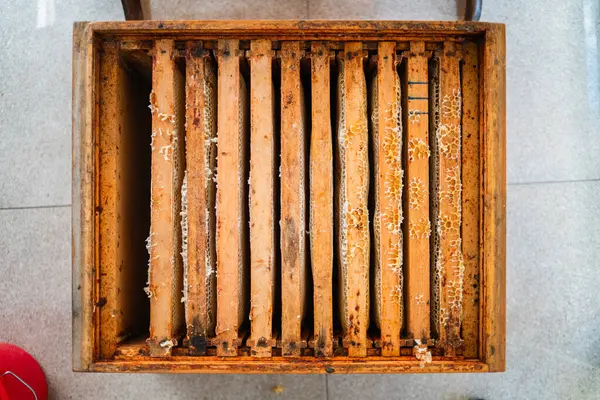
72 20 505 374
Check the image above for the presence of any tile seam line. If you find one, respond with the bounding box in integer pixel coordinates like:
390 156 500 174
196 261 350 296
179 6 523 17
508 178 600 186
0 204 71 211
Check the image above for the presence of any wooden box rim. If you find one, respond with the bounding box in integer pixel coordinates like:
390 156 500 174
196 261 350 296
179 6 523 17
72 20 506 374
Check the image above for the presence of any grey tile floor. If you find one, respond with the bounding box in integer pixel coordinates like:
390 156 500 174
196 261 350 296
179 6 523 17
0 0 599 398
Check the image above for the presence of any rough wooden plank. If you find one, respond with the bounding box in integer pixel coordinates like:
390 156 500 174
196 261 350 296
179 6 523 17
338 42 369 357
435 41 463 356
147 39 186 356
92 358 489 374
248 39 277 357
215 39 248 357
371 42 402 357
461 40 481 360
98 41 151 359
280 41 307 357
404 41 431 344
86 20 492 38
309 42 334 358
184 44 217 355
97 42 121 358
481 25 507 372
72 21 96 371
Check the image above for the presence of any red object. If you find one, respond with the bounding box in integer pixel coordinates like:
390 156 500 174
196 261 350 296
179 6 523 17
0 343 47 400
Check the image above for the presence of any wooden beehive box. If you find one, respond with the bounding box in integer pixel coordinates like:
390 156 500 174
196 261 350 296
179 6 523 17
72 20 506 374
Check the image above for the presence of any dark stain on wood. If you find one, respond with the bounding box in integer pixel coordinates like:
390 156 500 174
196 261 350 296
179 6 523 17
282 216 298 274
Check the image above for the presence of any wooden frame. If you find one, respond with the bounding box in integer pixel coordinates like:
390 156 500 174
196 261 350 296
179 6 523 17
280 41 308 356
73 20 505 373
247 40 277 357
404 40 432 344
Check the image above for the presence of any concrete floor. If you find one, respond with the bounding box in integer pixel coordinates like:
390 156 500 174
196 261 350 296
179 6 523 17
1 0 599 398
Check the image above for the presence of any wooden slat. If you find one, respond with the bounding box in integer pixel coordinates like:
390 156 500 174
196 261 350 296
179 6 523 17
280 41 307 356
404 41 431 343
216 39 248 357
147 39 186 356
248 40 277 357
184 44 217 355
338 42 369 357
461 40 481 359
85 20 492 38
372 42 402 356
98 41 121 360
481 25 507 372
94 357 489 374
309 42 334 357
72 21 96 371
436 41 463 355
98 41 151 359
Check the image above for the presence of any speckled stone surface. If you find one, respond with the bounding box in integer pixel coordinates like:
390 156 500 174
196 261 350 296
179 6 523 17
149 0 307 20
0 0 599 398
0 0 124 208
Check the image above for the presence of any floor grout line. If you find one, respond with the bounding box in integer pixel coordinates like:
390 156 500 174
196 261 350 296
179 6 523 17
508 178 600 186
325 374 330 400
306 0 310 19
0 204 71 211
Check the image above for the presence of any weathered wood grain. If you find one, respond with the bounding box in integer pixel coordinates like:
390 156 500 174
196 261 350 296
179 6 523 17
309 42 334 357
248 39 277 357
215 39 248 357
461 40 481 360
84 20 492 38
98 41 151 360
280 41 307 356
147 39 186 357
92 356 489 374
97 41 121 361
184 43 217 356
73 21 96 371
435 41 463 356
338 42 370 357
481 25 507 372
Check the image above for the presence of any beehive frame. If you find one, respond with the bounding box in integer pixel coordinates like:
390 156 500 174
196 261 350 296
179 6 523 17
73 20 505 374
